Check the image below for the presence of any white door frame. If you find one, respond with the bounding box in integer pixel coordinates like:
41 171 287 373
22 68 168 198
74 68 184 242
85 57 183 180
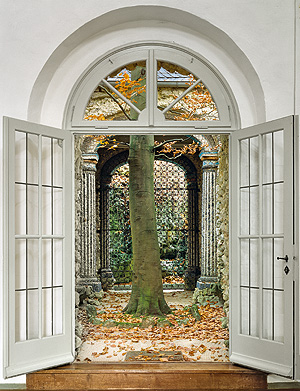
3 117 74 378
229 116 297 378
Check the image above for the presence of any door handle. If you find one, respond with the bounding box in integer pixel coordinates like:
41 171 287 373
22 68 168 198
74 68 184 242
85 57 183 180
276 255 288 262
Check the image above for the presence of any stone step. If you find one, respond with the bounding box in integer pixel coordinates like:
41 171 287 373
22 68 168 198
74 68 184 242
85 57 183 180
26 362 267 390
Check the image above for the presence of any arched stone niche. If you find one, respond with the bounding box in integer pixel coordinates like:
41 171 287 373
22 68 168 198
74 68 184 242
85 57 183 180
76 134 222 293
95 148 201 291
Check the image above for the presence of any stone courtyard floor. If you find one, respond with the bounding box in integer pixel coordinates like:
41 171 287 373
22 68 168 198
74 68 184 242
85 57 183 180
76 290 229 363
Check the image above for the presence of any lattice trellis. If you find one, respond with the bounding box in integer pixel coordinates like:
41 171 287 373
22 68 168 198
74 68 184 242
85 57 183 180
109 161 188 286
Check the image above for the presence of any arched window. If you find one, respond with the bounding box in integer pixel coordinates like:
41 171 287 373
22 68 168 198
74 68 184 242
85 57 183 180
67 44 239 132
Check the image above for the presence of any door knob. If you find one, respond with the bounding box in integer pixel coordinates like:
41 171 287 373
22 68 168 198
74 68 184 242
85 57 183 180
277 255 288 262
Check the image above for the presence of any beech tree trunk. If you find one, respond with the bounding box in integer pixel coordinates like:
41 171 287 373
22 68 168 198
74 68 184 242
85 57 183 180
123 135 171 316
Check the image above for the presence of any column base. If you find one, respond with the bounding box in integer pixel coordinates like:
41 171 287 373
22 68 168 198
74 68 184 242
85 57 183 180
196 276 219 290
184 266 201 291
100 268 115 291
77 277 102 292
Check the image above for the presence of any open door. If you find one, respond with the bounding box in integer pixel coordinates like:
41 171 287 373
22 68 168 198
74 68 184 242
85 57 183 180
230 116 295 377
3 117 74 378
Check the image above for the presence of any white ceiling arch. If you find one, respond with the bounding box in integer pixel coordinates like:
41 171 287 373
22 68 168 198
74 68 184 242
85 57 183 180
27 5 265 129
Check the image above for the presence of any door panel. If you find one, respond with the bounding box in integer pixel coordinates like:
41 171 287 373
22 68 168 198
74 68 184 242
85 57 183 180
3 117 74 378
230 116 294 377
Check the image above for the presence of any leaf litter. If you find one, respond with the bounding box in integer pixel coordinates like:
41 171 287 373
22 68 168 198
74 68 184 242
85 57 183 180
76 290 229 363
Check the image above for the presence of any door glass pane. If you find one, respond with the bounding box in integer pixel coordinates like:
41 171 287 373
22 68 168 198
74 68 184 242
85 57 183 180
15 131 26 183
42 239 52 287
274 130 284 183
53 188 63 235
15 184 26 235
27 290 39 340
250 186 259 235
15 291 26 342
262 184 273 234
262 289 273 340
27 185 39 235
42 187 52 235
274 238 284 290
27 133 39 184
274 182 284 234
53 287 63 335
53 139 63 187
262 133 272 184
249 136 259 186
42 288 52 337
240 287 249 335
42 137 52 186
250 288 259 337
240 239 249 286
27 239 39 289
53 239 63 286
240 188 249 235
262 239 273 289
274 290 284 342
250 239 259 287
15 239 26 290
240 139 249 187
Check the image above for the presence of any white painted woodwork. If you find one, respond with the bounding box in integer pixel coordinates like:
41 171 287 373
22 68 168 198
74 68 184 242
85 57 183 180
3 117 74 378
68 45 235 133
230 116 295 377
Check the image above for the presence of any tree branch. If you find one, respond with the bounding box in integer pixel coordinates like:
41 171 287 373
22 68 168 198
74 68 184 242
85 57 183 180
100 85 132 120
154 152 183 160
153 136 193 151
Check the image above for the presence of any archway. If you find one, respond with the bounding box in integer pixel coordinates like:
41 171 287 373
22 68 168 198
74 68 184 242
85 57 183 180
4 3 296 382
74 132 229 363
71 42 232 359
24 11 264 368
96 150 200 291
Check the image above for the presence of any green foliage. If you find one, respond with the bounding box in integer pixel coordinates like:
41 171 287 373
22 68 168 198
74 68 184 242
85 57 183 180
109 176 132 284
109 162 189 285
193 284 224 307
161 258 188 278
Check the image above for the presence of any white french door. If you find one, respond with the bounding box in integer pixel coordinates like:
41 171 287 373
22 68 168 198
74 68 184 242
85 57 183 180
3 117 74 378
3 115 296 378
230 116 295 377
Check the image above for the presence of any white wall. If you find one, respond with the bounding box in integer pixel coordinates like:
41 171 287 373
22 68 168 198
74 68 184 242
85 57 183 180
0 0 298 385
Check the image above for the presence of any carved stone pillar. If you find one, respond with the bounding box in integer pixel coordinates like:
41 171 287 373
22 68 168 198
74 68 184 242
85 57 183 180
98 175 115 290
197 153 219 289
78 154 101 291
184 177 200 290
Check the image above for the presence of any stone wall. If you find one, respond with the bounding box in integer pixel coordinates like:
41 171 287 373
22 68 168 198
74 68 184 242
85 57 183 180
74 135 83 351
74 135 84 284
216 135 229 318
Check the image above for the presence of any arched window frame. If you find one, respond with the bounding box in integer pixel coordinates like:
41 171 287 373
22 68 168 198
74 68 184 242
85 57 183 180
66 43 240 133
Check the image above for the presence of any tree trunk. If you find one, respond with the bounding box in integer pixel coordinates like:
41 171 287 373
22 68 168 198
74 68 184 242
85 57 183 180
123 135 171 316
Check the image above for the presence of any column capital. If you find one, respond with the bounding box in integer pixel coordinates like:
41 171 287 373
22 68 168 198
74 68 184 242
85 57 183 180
199 151 218 169
82 153 99 171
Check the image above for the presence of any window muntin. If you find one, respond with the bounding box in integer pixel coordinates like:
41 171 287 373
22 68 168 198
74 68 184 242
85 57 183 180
69 45 236 130
84 61 146 122
14 131 64 342
156 61 218 121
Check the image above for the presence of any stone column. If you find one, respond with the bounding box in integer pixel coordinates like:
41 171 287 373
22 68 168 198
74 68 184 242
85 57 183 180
184 177 200 290
98 175 115 290
78 154 101 291
197 153 219 289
